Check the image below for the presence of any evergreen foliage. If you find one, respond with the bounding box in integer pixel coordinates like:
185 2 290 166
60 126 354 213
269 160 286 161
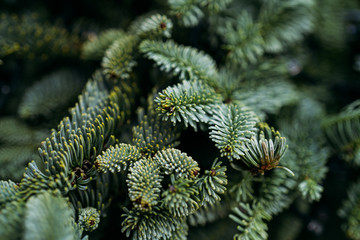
232 79 299 118
0 191 84 240
78 207 101 232
0 199 26 240
322 99 360 165
240 123 293 176
161 175 199 217
96 143 141 173
139 39 218 84
168 0 205 27
209 104 258 161
230 202 271 240
338 179 360 240
23 192 81 240
127 158 163 211
121 206 183 240
18 69 85 120
0 13 80 59
101 34 138 80
81 29 126 61
1 0 360 239
132 114 180 156
0 118 49 181
128 14 173 39
197 159 227 205
153 148 200 179
155 80 222 129
258 0 315 53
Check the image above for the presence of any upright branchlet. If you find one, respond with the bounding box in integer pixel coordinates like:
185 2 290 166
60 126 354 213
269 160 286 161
235 123 294 176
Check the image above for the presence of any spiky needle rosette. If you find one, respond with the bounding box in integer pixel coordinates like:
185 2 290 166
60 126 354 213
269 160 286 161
78 207 100 232
236 123 294 176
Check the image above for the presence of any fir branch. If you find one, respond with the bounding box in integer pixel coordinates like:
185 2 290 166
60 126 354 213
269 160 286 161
240 58 289 83
0 180 18 206
34 93 121 191
70 71 112 117
211 67 241 102
313 0 350 52
322 99 360 165
280 98 330 201
69 171 112 213
232 79 299 119
197 159 227 205
295 147 329 202
153 148 200 179
69 70 132 123
132 114 181 157
82 29 126 60
168 0 204 27
0 146 37 181
222 11 265 67
209 103 258 162
101 34 138 80
259 0 315 53
23 191 82 240
229 202 271 240
96 143 141 173
212 59 290 105
257 169 297 216
169 219 188 240
121 207 183 240
199 0 233 14
155 80 222 129
18 69 84 120
220 0 314 66
294 149 327 202
11 72 130 203
139 39 218 84
20 160 73 201
229 171 254 203
338 179 360 240
161 175 200 217
128 14 173 39
298 178 324 202
0 200 26 240
127 158 163 211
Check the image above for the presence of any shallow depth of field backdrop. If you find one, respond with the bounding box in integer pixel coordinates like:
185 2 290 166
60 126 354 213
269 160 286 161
1 0 360 240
